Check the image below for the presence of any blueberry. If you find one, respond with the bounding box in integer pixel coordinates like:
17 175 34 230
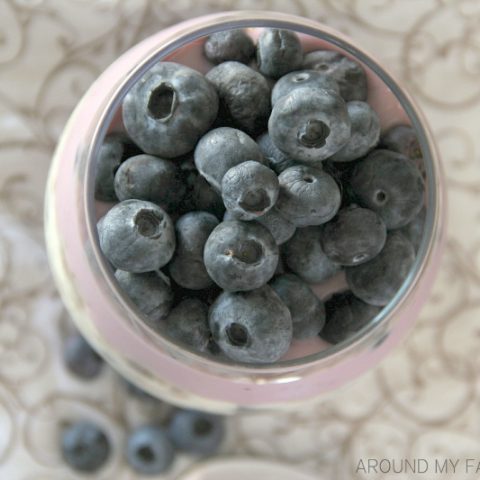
164 299 210 352
204 220 278 291
168 409 224 455
63 333 104 380
194 127 265 192
256 28 303 79
271 70 340 105
283 226 341 284
268 87 351 163
329 101 380 162
126 425 175 475
222 161 279 220
381 124 422 161
122 62 218 157
209 285 292 363
61 421 110 473
114 154 185 211
321 292 382 344
180 158 225 218
98 200 175 272
381 124 425 177
94 133 142 202
206 62 271 135
321 205 386 266
346 232 416 306
302 50 367 101
204 29 255 64
223 208 296 245
348 149 425 229
168 211 219 290
256 208 296 245
270 274 325 339
399 206 426 253
276 165 341 227
115 270 173 325
256 132 297 174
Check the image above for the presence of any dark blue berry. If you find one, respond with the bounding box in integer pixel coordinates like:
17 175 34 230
179 158 225 218
63 334 104 380
276 165 341 227
94 133 142 202
271 70 340 105
256 131 297 174
126 425 175 475
113 154 185 211
270 274 325 339
114 270 173 325
302 50 367 101
61 421 110 473
348 149 425 229
321 205 386 266
329 101 380 162
321 292 382 344
168 409 224 455
399 206 426 253
221 161 279 220
194 127 265 192
381 124 422 161
164 299 210 352
223 208 296 246
168 211 219 290
204 29 255 64
123 62 218 157
98 200 175 272
204 220 279 291
256 29 303 79
283 226 341 284
209 285 292 363
206 62 271 135
346 232 416 306
381 124 425 176
268 87 351 163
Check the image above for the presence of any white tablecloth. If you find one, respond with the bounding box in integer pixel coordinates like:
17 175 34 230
0 0 479 478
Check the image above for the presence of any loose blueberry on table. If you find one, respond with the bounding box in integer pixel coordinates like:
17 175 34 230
126 424 175 475
63 333 104 380
168 409 225 455
61 421 110 473
94 26 427 364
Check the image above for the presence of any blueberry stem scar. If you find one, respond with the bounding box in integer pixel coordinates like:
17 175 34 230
297 119 330 148
147 83 177 121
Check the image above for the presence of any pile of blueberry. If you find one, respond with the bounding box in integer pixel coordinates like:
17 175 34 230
61 333 225 474
96 27 425 364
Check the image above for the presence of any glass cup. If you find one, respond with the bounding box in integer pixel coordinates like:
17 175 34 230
45 11 445 414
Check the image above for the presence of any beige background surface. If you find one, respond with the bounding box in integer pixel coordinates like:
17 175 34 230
0 0 479 478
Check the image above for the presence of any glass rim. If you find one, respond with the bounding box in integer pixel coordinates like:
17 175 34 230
81 11 441 374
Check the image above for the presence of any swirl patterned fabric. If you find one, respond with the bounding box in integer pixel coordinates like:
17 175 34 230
0 0 479 478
